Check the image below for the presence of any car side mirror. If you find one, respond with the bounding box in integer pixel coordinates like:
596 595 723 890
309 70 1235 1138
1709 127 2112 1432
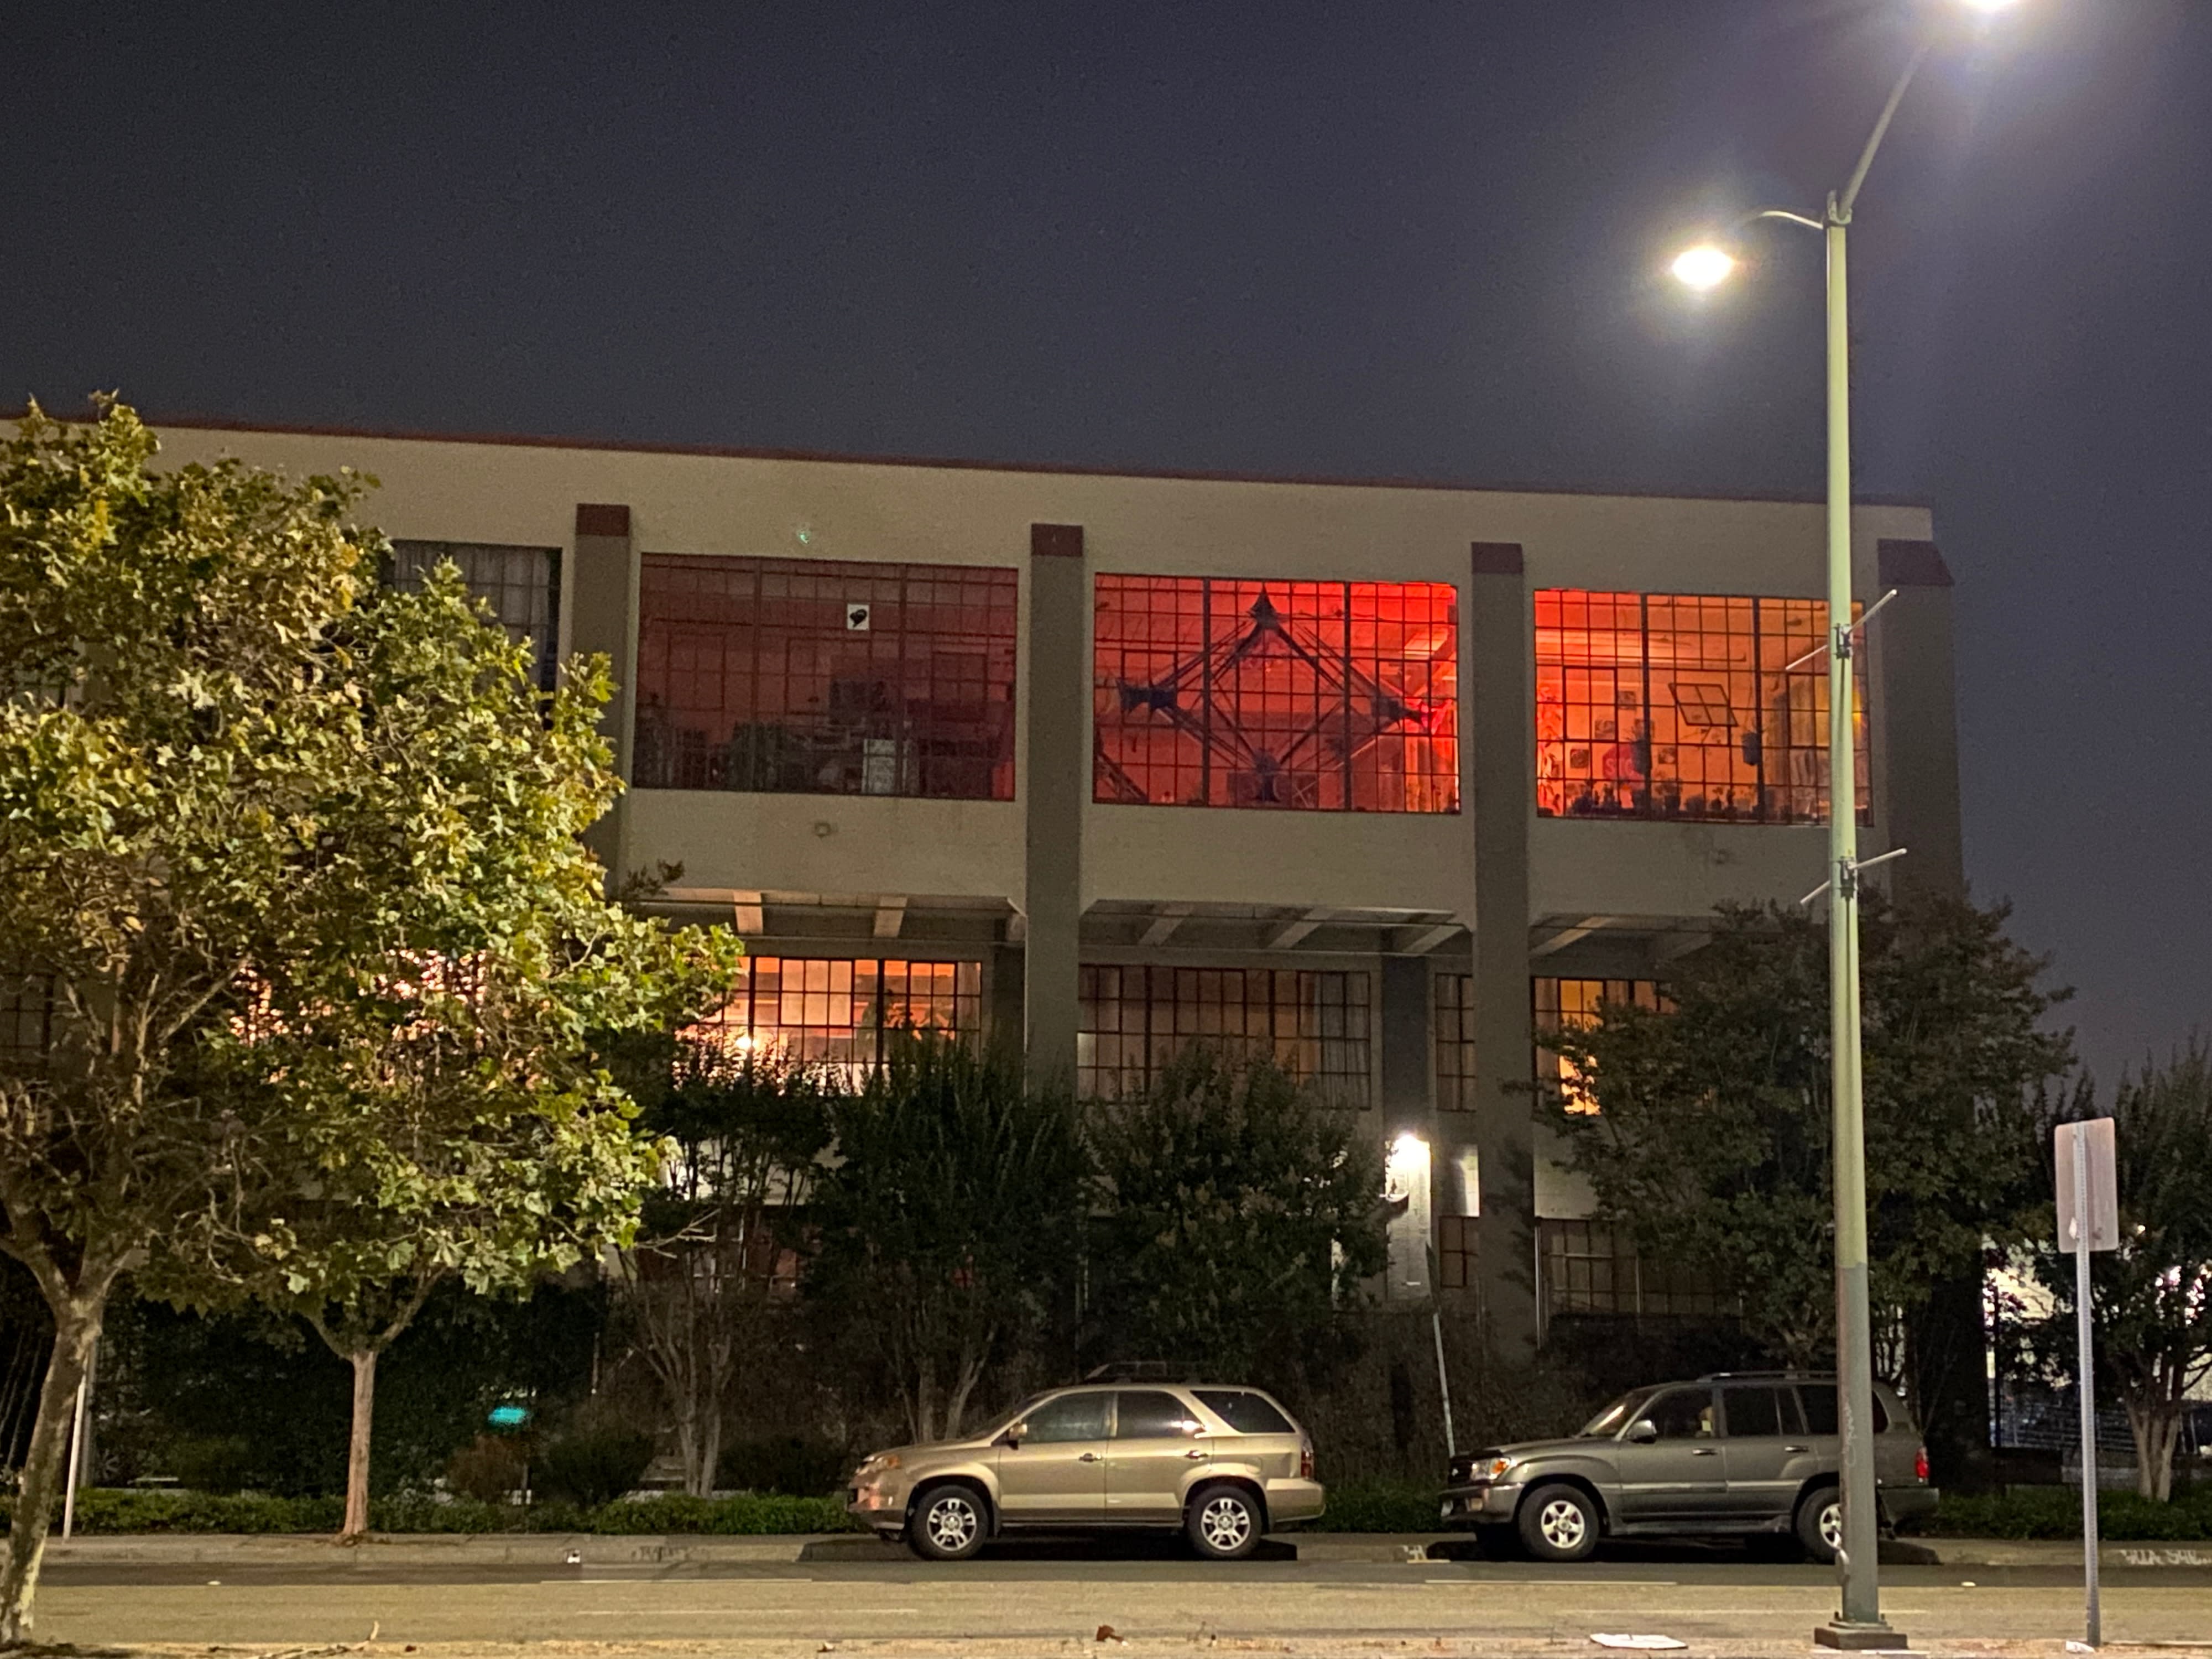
997 1423 1027 1448
1626 1420 1659 1444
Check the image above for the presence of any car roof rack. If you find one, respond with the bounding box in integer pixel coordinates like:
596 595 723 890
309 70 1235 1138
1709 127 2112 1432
1082 1360 1206 1384
1700 1370 1834 1381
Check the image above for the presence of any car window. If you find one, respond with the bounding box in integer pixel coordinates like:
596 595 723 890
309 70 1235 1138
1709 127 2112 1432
1193 1390 1294 1436
1721 1385 1791 1438
1579 1390 1656 1438
1021 1392 1111 1443
1796 1385 1888 1436
1643 1388 1717 1440
1115 1391 1202 1439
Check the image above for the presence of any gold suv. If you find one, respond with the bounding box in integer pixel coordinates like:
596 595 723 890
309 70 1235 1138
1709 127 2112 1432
847 1383 1323 1561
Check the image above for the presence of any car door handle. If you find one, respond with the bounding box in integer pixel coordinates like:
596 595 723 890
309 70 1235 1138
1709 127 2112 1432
1691 1447 1718 1456
1078 1452 1102 1463
1184 1448 1207 1459
1784 1445 1809 1454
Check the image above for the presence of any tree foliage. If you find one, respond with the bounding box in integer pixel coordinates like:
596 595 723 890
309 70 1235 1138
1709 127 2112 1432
1548 895 2071 1368
1087 1052 1387 1382
611 1037 832 1495
2021 1049 2212 1501
802 1037 1084 1444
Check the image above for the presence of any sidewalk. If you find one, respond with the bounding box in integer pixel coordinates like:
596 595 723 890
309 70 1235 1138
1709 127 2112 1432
38 1530 2212 1570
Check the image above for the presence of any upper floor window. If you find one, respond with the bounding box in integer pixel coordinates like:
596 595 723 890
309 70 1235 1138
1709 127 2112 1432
634 555 1018 800
685 954 982 1082
1535 590 1867 825
1094 577 1458 812
388 541 561 693
1077 963 1372 1106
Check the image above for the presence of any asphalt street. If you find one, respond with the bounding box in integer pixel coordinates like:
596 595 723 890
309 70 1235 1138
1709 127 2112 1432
35 1545 2212 1653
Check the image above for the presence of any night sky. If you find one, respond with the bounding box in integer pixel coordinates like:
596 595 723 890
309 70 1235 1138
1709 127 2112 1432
6 2 2205 1084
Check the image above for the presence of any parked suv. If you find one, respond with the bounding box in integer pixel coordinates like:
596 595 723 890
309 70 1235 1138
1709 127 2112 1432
847 1383 1323 1561
1438 1372 1936 1562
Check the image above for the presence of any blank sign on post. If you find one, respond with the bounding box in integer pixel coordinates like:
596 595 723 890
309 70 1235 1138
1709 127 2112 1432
2055 1118 2119 1254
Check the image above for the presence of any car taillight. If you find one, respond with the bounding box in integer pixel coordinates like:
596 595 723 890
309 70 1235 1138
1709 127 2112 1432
1300 1442 1314 1480
1914 1445 1929 1483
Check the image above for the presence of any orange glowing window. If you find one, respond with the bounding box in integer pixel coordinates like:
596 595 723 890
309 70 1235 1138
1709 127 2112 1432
1093 577 1458 812
686 956 983 1082
1534 591 1867 825
1533 977 1665 1115
634 556 1018 800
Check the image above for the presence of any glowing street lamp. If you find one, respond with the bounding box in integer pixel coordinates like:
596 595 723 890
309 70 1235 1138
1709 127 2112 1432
1665 1 2022 1648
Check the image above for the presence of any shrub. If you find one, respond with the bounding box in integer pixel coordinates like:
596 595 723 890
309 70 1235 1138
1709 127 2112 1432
538 1426 656 1509
4 1488 863 1536
1313 1480 1440 1534
1913 1485 2212 1541
443 1434 529 1504
716 1435 849 1498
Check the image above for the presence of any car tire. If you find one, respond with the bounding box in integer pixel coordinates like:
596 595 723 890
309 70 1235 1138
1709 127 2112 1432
1517 1483 1601 1563
1186 1482 1263 1561
907 1483 989 1562
1795 1486 1842 1564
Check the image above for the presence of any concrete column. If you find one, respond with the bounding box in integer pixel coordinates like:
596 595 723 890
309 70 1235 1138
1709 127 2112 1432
1380 955 1437 1298
1467 541 1538 1352
1024 524 1087 1088
570 503 637 884
1874 539 1966 902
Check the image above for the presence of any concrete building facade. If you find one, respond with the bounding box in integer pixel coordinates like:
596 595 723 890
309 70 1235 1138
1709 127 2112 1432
148 420 1965 1349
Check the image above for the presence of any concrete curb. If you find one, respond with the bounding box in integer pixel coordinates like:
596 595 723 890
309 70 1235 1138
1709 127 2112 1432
39 1530 2212 1570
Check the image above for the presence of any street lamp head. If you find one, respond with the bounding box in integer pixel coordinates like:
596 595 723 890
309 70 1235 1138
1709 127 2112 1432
1671 244 1738 291
1959 0 2020 11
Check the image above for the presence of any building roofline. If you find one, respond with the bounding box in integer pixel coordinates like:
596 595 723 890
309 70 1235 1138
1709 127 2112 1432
10 408 1936 513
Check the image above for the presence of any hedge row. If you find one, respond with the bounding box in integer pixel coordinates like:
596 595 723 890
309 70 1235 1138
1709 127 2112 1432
1913 1486 2212 1542
10 1488 863 1536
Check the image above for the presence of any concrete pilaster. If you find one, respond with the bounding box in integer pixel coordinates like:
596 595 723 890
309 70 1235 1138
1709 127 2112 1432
1874 539 1966 902
1024 524 1087 1088
1467 541 1538 1352
570 503 637 885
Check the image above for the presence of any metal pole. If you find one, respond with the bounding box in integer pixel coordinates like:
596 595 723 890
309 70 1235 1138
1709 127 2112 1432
60 1372 89 1540
2074 1123 2102 1647
1426 1240 1456 1459
1815 191 1893 1650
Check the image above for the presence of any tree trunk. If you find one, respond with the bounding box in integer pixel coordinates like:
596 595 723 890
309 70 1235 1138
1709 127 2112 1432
341 1349 377 1541
692 1401 723 1499
0 1305 101 1646
2124 1394 2181 1503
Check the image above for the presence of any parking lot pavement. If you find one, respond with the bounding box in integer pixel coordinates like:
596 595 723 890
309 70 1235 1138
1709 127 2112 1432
30 1546 2212 1657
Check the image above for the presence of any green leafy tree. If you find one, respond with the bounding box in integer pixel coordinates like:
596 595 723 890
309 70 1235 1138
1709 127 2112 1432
611 1037 833 1495
190 561 738 1538
1548 896 2070 1385
2023 1050 2212 1500
1087 1052 1387 1381
0 401 732 1629
803 1037 1085 1444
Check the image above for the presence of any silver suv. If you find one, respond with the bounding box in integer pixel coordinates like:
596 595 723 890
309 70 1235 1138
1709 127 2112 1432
1438 1372 1937 1562
847 1383 1323 1561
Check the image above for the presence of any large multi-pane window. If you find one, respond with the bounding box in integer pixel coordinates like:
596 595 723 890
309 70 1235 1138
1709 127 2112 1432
1094 577 1458 812
1433 973 1478 1111
1535 590 1867 824
1077 965 1372 1105
1539 1219 1727 1319
687 955 982 1079
1533 977 1663 1114
389 541 561 692
0 975 54 1063
634 555 1018 799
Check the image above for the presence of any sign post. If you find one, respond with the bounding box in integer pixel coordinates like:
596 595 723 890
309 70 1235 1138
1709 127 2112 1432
2057 1117 2119 1650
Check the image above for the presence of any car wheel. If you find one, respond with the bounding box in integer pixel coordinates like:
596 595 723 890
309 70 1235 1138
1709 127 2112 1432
1186 1483 1262 1561
1517 1482 1600 1563
1794 1486 1842 1564
907 1483 988 1562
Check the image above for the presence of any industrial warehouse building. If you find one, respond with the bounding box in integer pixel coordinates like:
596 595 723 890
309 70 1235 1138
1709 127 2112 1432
145 419 1967 1348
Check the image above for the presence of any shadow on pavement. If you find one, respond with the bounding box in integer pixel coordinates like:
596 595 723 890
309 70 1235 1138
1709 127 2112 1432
800 1533 1298 1564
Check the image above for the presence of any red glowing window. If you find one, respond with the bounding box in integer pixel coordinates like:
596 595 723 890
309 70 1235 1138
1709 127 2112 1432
634 555 1018 800
1535 591 1868 825
1093 577 1459 812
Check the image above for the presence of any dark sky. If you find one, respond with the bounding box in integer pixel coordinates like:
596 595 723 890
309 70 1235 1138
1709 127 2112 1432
6 1 2205 1084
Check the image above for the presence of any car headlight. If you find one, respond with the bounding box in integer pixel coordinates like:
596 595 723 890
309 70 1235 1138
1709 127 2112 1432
1473 1455 1517 1483
854 1453 901 1479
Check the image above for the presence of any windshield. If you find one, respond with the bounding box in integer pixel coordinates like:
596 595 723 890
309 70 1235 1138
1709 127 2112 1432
1577 1389 1657 1438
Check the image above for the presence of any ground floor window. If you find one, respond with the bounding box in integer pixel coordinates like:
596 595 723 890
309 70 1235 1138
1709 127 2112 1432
1076 964 1371 1106
1538 1218 1726 1318
1433 973 1478 1110
1437 1214 1478 1290
687 955 982 1078
1532 977 1664 1113
0 974 53 1061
